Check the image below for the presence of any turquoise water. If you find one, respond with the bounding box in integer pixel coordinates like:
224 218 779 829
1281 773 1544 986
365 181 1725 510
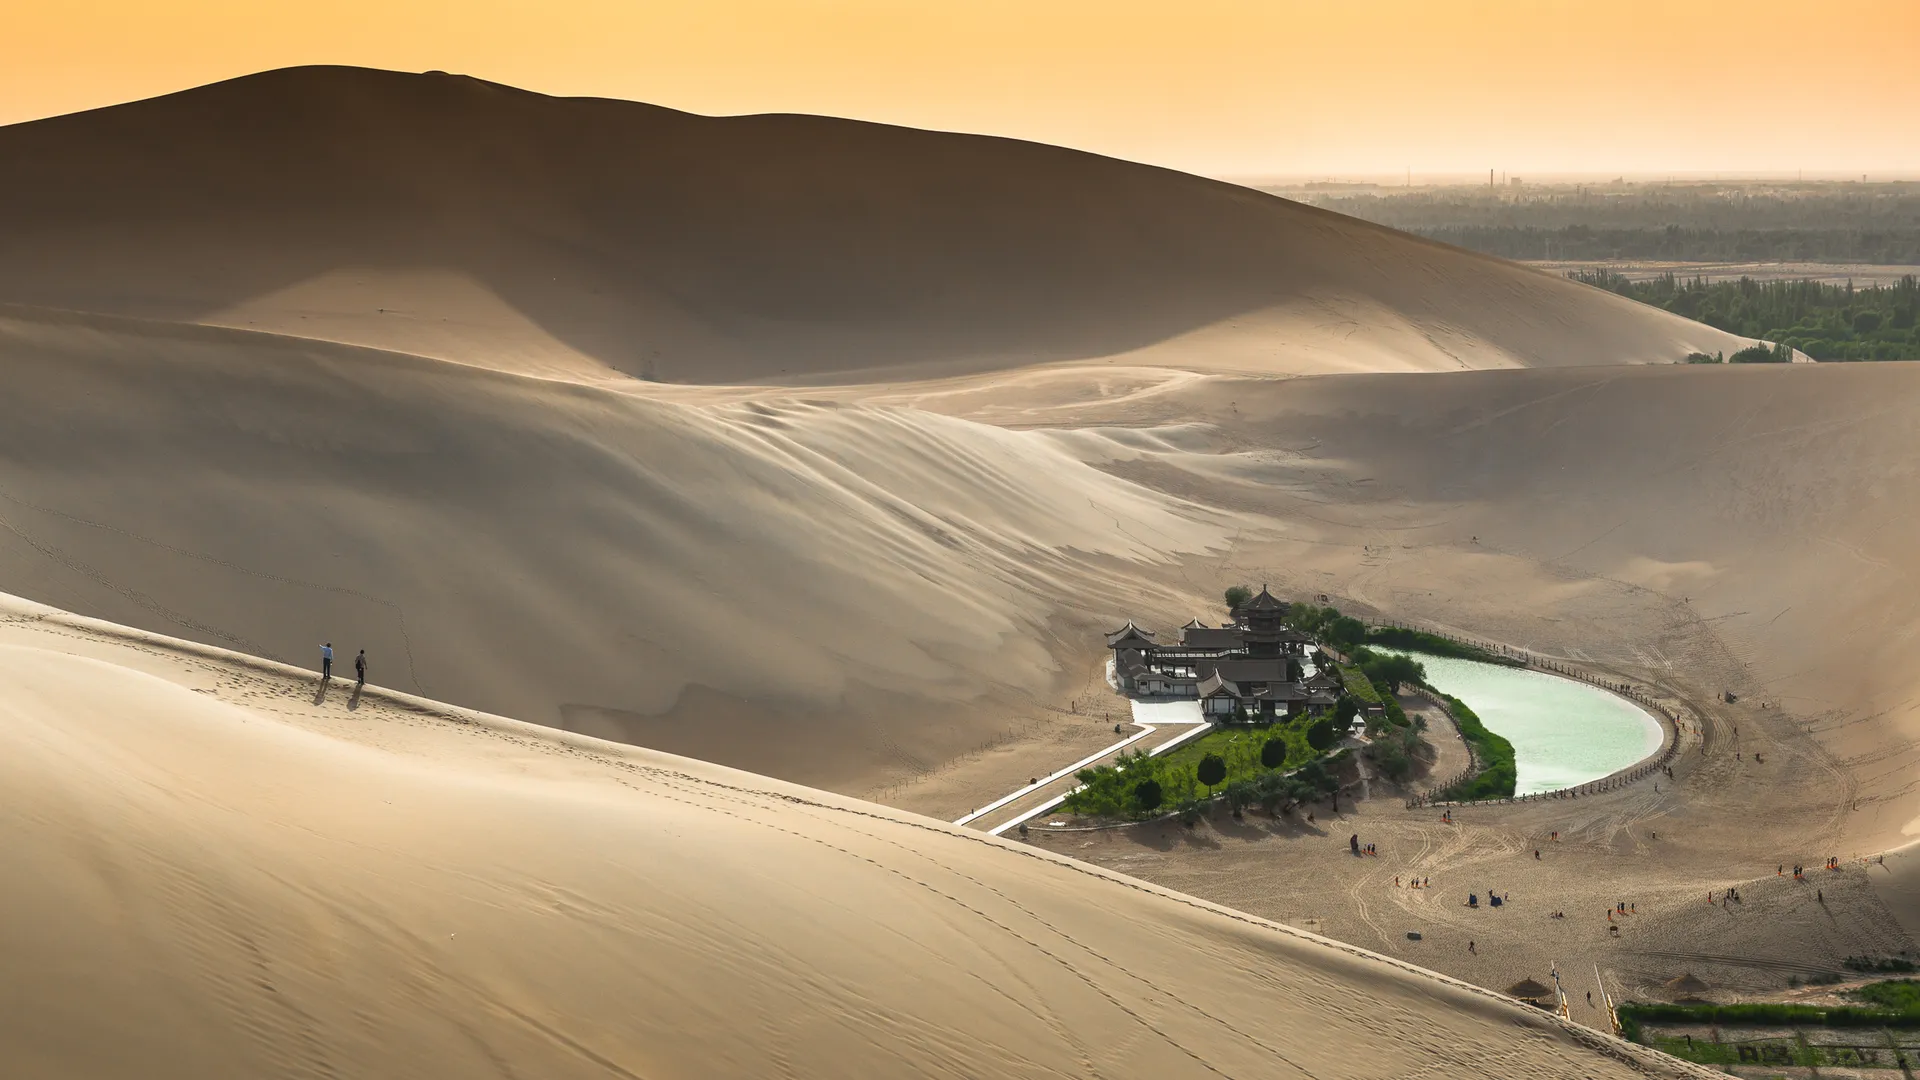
1386 652 1665 796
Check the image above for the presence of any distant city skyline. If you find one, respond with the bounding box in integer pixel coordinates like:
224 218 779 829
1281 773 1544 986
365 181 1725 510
8 0 1918 179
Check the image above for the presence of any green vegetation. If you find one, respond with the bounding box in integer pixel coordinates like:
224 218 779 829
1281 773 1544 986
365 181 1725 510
1133 778 1163 813
1063 720 1334 821
1436 693 1517 800
1730 341 1795 363
1223 584 1252 611
1336 663 1381 706
1305 716 1338 751
1361 626 1521 666
1196 753 1226 794
1624 988 1920 1070
1324 615 1367 650
1620 999 1920 1038
1852 980 1920 1012
1286 604 1343 638
1259 738 1287 769
1363 724 1423 782
1347 648 1426 694
1848 956 1920 974
1572 270 1920 361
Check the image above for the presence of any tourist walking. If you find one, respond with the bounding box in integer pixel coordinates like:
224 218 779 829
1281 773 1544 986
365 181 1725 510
320 642 333 681
355 649 367 687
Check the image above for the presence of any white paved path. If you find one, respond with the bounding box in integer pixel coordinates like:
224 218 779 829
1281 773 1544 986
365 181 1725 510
952 699 1211 836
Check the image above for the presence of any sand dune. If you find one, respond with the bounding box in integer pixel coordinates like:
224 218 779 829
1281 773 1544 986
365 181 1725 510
0 305 1231 791
0 594 1710 1078
0 65 1746 383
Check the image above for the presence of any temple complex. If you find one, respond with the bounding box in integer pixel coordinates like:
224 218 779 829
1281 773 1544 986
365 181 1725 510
1107 586 1340 721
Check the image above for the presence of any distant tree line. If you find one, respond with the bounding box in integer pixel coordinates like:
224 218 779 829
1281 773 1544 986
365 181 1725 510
1571 270 1919 362
1292 183 1920 264
1414 225 1920 264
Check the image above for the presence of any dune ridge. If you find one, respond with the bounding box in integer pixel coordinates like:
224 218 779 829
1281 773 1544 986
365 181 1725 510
0 65 1747 384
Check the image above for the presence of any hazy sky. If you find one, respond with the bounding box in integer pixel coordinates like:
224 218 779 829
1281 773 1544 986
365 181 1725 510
9 0 1918 178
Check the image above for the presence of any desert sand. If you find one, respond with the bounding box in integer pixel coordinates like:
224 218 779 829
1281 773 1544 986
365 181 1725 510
1 65 1915 1074
0 593 1710 1078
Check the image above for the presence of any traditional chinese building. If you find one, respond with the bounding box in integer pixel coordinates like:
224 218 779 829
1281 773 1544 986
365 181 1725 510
1106 586 1337 721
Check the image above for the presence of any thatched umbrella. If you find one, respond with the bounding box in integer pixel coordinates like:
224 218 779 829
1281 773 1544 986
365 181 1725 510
1507 978 1553 1000
1664 973 1711 998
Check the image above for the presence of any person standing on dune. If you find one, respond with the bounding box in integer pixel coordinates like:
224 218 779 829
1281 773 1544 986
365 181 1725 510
355 649 367 688
320 642 333 682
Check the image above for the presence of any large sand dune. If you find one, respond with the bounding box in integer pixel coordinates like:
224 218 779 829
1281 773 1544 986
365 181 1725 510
1 65 1914 1068
0 65 1745 383
0 594 1707 1078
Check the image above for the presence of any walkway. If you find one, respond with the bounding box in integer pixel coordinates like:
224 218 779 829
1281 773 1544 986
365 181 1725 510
954 701 1211 836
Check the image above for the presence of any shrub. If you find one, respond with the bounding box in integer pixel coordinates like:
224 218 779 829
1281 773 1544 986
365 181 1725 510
1224 585 1252 611
1684 351 1722 363
1260 737 1288 769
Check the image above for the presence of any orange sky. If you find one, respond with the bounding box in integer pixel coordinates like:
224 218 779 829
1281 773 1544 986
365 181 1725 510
8 0 1918 178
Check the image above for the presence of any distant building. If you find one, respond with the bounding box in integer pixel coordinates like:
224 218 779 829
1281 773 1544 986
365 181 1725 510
1107 586 1338 722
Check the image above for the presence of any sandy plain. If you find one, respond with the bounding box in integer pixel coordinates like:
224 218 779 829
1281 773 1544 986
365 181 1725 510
0 64 1914 1076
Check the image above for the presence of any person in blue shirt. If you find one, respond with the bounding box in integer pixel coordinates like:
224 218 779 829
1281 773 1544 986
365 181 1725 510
320 642 333 681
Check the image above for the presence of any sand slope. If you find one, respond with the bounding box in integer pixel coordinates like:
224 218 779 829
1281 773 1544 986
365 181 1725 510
0 65 1746 383
0 305 1231 791
0 592 1709 1079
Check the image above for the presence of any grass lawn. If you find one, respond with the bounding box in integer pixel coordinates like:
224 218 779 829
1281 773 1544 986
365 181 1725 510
1156 722 1318 789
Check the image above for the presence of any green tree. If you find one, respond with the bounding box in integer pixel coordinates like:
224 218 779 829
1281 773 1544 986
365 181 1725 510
1334 695 1361 726
1196 753 1227 795
1306 717 1339 751
1326 616 1368 650
1361 653 1427 693
1134 778 1164 813
1223 584 1252 611
1260 737 1288 769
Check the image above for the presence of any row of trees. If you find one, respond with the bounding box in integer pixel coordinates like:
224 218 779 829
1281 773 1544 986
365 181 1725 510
1573 271 1919 361
1294 182 1920 264
1422 225 1920 264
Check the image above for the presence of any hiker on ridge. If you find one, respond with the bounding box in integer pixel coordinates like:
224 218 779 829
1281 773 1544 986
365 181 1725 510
355 649 367 687
320 642 333 681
